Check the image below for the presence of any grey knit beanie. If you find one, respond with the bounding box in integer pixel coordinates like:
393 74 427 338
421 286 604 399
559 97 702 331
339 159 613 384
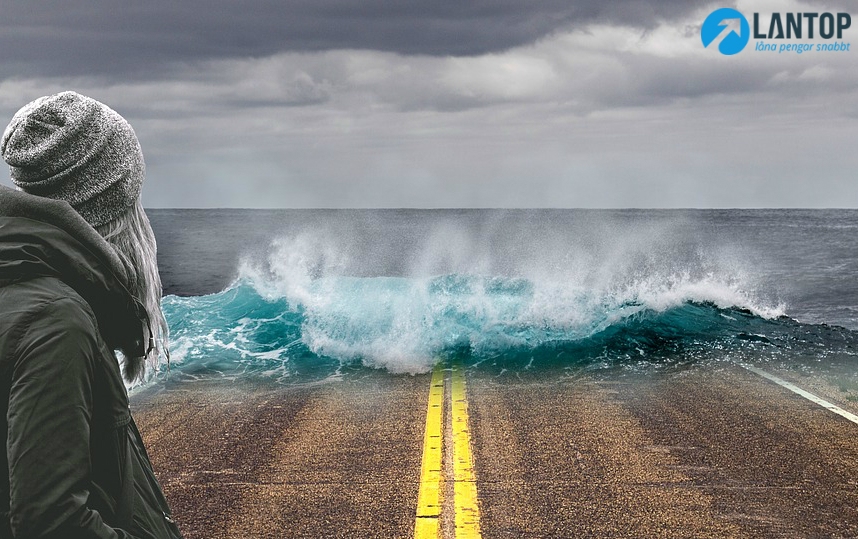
1 91 144 227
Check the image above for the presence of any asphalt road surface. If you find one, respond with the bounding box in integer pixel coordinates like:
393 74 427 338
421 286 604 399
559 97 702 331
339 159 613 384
132 362 858 538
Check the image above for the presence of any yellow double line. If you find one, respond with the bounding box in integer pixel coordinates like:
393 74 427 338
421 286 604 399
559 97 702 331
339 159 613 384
415 362 482 539
415 364 445 537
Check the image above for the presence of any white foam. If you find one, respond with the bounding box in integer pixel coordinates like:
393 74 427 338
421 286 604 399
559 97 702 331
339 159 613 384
186 219 789 375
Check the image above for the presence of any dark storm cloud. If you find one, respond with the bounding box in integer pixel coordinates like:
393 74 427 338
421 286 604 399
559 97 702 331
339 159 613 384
2 0 854 208
0 0 718 78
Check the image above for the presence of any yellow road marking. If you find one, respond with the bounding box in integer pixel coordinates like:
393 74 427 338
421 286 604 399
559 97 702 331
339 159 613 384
415 363 445 539
451 363 481 539
415 361 482 539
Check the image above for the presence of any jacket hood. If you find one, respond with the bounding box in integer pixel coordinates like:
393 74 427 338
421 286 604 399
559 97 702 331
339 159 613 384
0 184 150 360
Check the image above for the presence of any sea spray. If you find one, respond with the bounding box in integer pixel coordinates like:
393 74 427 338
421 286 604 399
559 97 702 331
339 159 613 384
151 211 858 384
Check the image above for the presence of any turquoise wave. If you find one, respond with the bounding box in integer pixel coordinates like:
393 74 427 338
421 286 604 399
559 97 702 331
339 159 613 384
158 274 858 383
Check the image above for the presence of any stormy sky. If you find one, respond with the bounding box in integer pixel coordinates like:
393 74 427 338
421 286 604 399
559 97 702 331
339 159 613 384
0 0 855 208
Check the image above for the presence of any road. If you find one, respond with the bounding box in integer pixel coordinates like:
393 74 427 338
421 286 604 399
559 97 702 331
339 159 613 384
132 362 858 538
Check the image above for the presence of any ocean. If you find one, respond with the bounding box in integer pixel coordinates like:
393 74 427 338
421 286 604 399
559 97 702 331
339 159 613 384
147 209 858 384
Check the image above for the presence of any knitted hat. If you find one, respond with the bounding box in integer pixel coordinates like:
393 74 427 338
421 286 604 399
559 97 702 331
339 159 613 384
1 91 144 227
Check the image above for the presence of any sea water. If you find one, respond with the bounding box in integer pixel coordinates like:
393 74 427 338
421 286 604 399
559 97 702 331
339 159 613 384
147 209 858 384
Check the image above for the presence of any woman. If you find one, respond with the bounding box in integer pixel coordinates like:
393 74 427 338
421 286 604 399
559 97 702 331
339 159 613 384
0 91 181 538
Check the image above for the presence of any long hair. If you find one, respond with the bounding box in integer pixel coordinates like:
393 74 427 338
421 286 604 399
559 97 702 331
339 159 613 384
95 200 169 382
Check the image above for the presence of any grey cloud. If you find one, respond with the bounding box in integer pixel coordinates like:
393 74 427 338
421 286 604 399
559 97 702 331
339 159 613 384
796 0 854 10
0 0 718 79
1 0 856 209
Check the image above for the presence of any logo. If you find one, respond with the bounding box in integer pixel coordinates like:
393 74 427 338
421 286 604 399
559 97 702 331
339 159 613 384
701 8 751 55
702 9 852 55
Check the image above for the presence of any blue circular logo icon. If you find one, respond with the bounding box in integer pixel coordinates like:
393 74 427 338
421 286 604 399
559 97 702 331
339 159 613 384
701 8 750 55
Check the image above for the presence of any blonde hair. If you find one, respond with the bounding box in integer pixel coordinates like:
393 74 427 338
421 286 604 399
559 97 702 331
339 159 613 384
95 200 169 382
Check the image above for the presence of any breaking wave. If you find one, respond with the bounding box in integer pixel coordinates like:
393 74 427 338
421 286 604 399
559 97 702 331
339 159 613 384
154 221 858 381
157 231 857 383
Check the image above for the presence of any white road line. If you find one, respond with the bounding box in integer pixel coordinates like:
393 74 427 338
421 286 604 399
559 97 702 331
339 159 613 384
740 363 858 426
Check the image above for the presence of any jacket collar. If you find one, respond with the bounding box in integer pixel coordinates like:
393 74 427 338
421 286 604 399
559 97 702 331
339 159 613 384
0 184 150 359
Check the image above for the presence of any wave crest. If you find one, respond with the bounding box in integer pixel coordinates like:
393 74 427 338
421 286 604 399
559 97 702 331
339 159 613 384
158 229 858 382
161 271 805 380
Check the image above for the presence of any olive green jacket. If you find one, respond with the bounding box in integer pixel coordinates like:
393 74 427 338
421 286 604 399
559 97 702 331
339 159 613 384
0 186 181 539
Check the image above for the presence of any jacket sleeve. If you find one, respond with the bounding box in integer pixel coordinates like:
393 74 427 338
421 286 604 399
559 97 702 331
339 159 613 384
6 297 138 539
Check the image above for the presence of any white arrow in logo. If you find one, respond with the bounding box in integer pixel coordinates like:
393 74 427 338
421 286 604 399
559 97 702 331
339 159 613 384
709 18 742 49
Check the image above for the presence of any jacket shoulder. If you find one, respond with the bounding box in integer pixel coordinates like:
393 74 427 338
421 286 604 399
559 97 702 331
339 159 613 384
1 275 94 313
0 277 100 365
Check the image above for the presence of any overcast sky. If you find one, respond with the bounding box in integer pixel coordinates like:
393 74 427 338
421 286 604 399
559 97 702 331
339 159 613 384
0 0 855 208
